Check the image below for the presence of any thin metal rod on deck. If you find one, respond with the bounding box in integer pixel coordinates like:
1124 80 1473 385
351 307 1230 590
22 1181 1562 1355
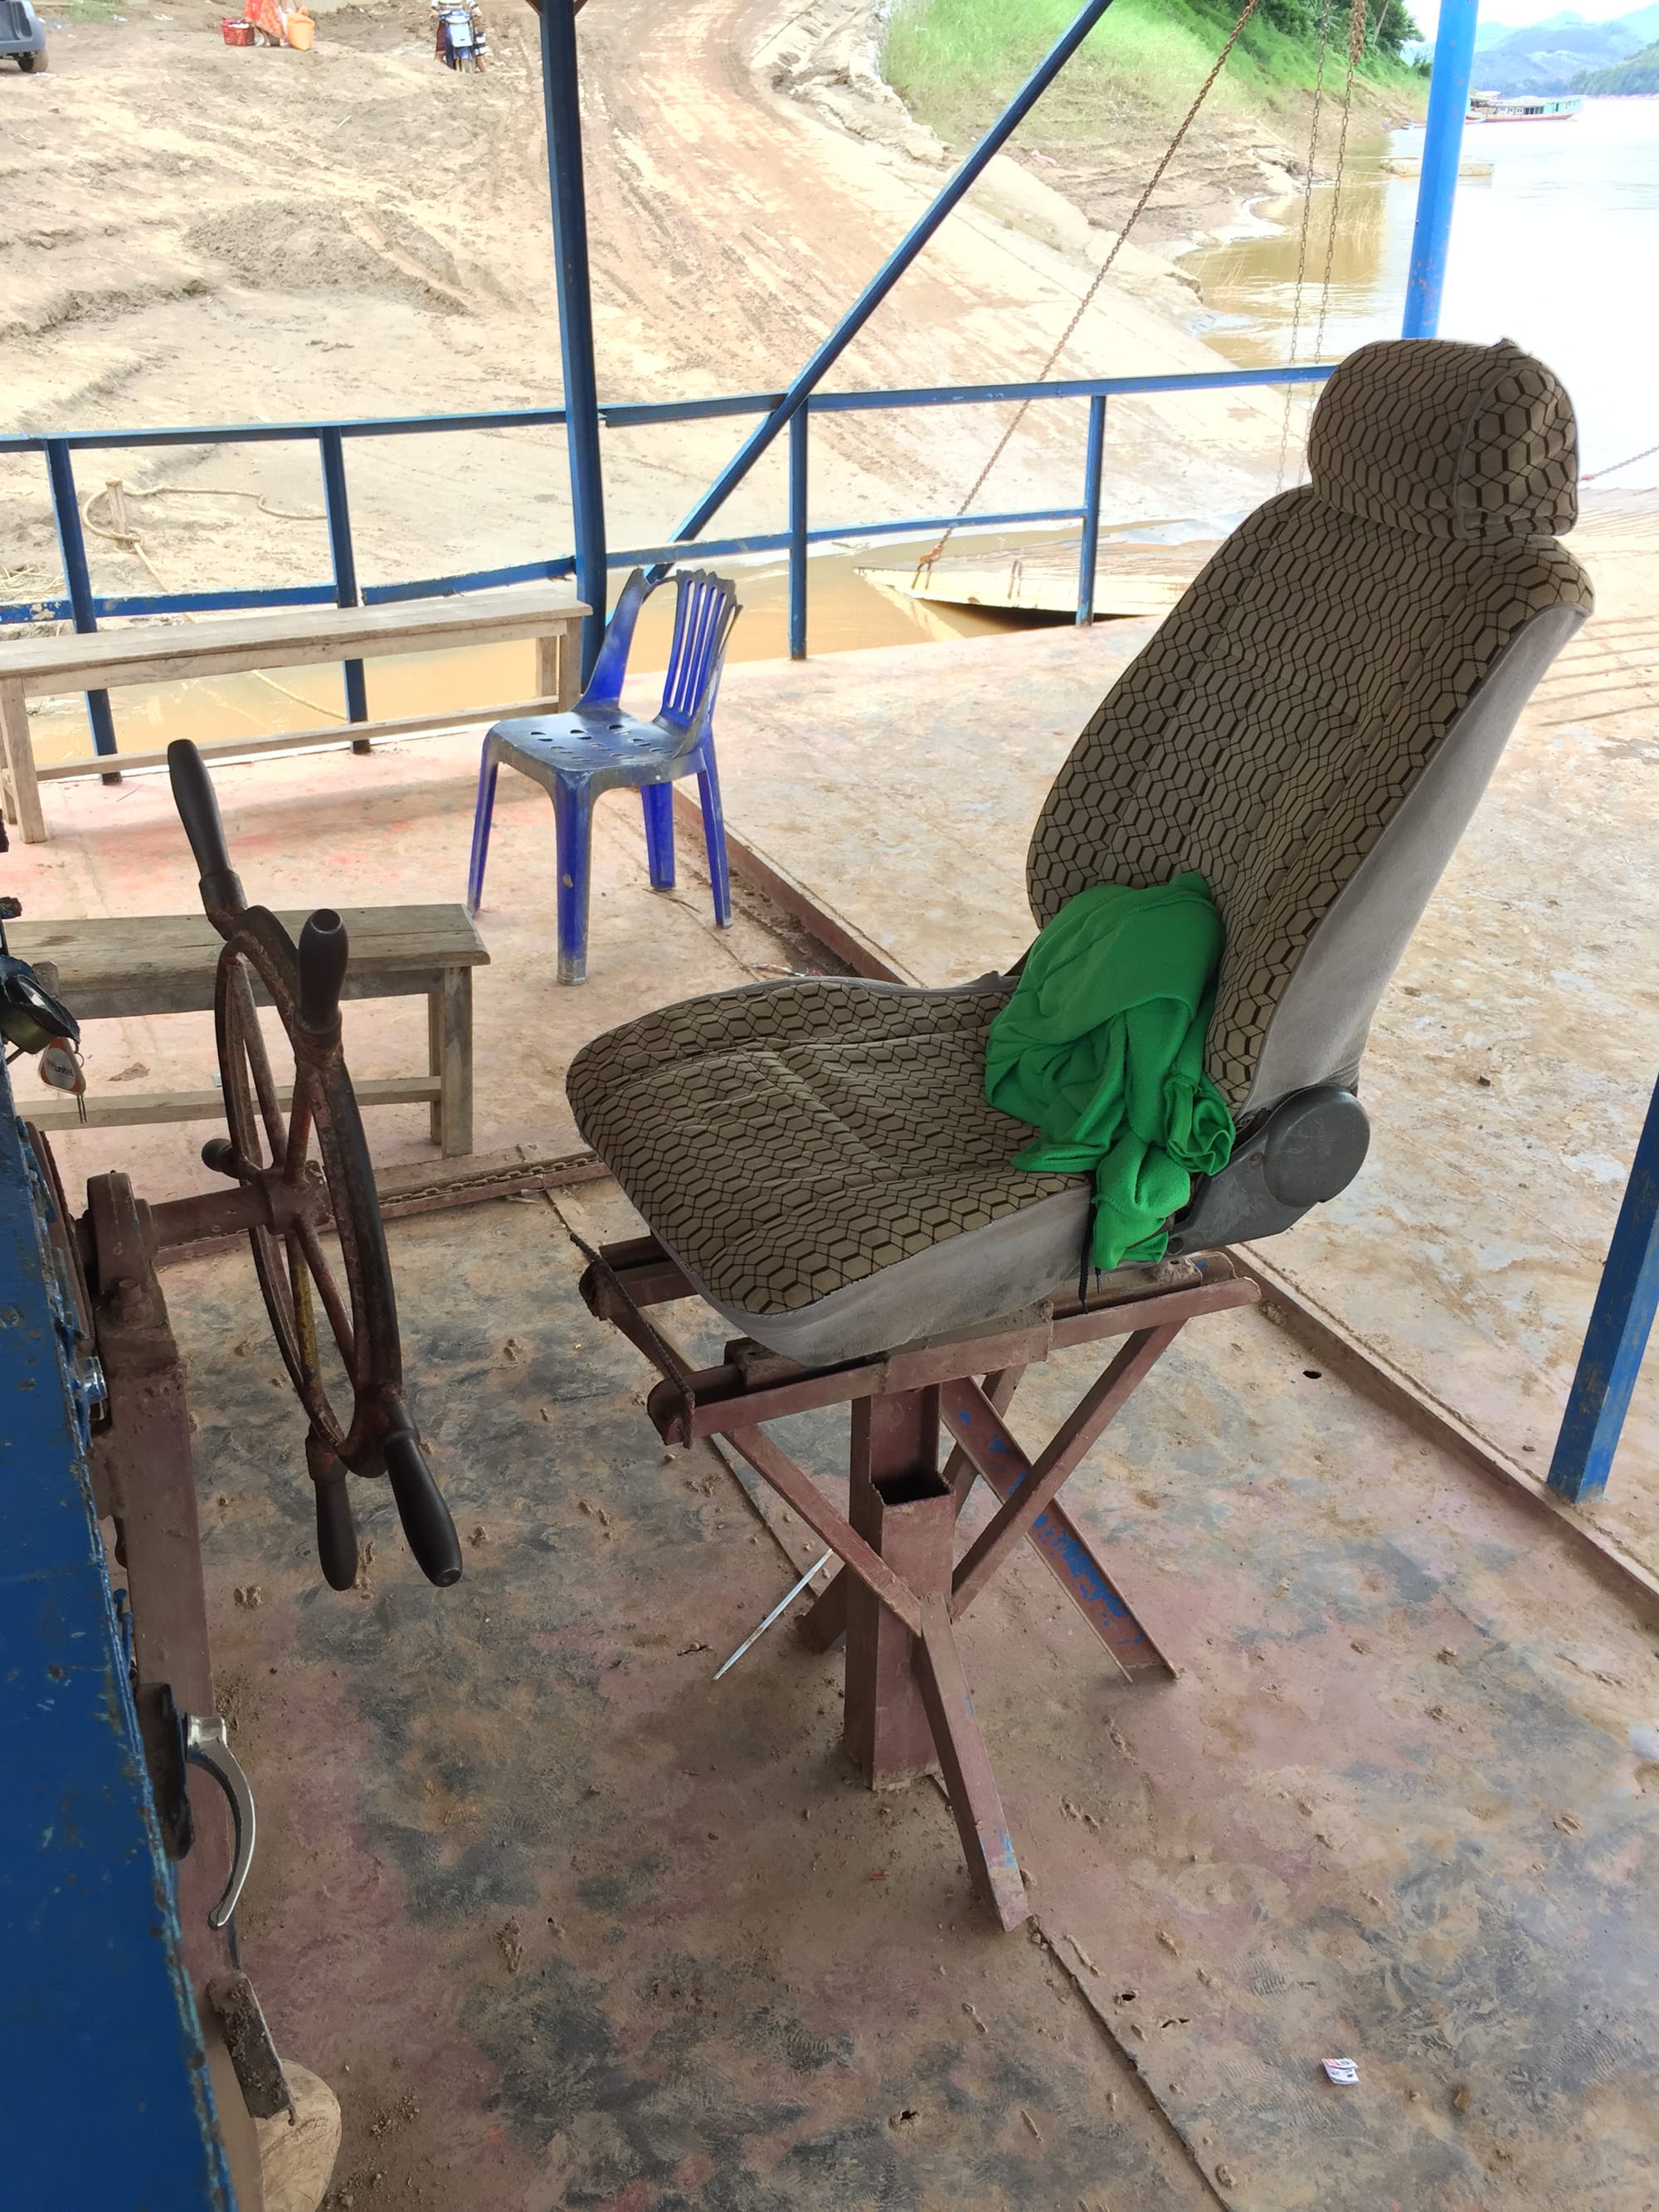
788 408 809 659
319 429 368 727
1548 1072 1659 1504
1075 395 1107 626
1402 0 1480 339
538 0 607 680
664 0 1121 554
43 439 119 766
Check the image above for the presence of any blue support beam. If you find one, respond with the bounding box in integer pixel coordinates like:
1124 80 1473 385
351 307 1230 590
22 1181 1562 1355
1548 1073 1659 1505
788 408 809 660
1075 395 1107 626
43 438 119 766
1403 0 1480 339
319 429 368 727
538 0 608 681
663 0 1122 555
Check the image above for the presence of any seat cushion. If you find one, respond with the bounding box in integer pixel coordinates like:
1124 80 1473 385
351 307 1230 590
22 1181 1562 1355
567 975 1092 1364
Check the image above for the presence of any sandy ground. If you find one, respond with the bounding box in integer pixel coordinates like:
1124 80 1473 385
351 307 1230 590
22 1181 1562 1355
2 0 1321 631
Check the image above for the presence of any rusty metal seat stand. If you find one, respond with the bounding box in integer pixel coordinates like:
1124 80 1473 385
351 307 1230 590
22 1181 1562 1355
580 1232 1258 1931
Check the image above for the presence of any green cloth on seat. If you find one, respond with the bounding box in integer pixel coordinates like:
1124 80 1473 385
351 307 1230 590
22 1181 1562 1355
985 873 1234 1271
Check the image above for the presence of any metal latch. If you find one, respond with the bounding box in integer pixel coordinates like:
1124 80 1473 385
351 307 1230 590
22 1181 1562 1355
184 1714 258 1930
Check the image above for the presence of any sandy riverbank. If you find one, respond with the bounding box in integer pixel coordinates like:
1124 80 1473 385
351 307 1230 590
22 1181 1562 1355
1 0 1327 644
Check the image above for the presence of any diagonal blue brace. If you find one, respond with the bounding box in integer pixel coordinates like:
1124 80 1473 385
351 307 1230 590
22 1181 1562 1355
659 0 1121 562
1548 1072 1659 1505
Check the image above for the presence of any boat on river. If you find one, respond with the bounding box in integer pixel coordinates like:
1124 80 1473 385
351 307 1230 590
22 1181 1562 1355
1466 90 1583 121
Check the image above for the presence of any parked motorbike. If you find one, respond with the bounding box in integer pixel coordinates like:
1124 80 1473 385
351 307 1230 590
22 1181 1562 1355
432 0 487 70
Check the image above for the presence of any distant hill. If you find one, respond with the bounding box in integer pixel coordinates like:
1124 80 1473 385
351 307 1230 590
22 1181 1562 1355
1460 4 1659 88
1574 32 1659 85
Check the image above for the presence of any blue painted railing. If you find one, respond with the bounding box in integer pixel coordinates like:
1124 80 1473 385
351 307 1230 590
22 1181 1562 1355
0 362 1335 754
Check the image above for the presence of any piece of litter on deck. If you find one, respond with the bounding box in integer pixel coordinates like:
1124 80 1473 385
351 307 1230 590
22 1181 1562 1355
713 1550 833 1680
1322 2057 1360 2085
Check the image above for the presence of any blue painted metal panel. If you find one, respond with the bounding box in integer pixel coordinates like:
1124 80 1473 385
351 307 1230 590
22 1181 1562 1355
1548 1073 1659 1505
1403 0 1480 338
0 1083 231 2208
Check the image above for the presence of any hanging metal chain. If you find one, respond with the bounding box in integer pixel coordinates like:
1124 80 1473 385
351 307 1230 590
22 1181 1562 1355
1276 0 1336 490
1582 440 1659 483
913 0 1265 581
1310 0 1369 366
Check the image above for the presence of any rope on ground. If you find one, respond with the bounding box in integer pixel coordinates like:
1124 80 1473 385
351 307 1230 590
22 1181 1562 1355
1582 440 1659 484
911 0 1265 585
80 479 348 724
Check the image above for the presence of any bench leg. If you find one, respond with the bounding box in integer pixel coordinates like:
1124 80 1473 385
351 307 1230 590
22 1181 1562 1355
427 965 474 1156
538 629 578 712
0 676 47 844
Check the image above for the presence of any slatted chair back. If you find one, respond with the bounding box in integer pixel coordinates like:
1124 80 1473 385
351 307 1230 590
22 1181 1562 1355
659 570 741 737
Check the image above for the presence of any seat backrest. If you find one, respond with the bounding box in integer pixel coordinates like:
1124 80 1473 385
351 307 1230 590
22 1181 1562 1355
1026 338 1593 1116
659 569 741 735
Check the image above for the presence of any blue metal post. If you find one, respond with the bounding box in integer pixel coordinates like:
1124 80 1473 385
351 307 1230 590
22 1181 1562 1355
1548 1073 1659 1504
44 438 119 769
538 0 607 682
666 0 1121 553
1075 395 1107 626
319 429 368 730
1402 0 1480 339
788 407 809 660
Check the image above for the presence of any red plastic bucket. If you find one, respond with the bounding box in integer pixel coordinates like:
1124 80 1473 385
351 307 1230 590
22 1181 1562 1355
220 17 255 42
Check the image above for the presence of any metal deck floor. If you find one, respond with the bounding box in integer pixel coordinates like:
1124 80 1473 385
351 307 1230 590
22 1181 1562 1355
5 507 1655 2205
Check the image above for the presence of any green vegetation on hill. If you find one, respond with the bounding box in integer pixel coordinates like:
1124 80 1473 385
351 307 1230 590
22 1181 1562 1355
1574 37 1659 90
883 0 1428 142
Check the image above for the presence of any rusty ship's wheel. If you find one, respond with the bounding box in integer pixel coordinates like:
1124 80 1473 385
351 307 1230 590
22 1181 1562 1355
168 740 461 1591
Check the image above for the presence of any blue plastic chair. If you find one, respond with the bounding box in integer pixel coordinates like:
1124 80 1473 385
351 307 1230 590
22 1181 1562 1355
466 567 740 983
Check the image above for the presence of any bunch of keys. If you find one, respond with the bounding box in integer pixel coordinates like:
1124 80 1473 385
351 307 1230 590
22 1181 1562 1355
0 894 87 1121
38 1038 89 1124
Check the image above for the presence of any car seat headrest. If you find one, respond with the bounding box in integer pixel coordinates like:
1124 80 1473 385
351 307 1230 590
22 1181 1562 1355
1307 337 1579 543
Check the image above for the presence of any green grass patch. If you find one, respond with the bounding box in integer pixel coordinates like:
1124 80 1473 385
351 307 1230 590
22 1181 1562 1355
883 0 1425 144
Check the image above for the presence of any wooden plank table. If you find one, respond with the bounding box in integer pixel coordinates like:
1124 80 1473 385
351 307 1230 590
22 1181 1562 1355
12 904 489 1157
0 586 589 843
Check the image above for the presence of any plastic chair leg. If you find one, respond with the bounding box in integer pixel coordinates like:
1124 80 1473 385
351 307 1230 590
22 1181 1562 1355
465 752 499 916
641 781 676 892
696 751 733 929
551 773 596 984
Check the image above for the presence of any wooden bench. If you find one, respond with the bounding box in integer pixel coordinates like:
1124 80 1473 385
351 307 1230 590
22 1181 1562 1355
0 586 590 843
12 904 489 1157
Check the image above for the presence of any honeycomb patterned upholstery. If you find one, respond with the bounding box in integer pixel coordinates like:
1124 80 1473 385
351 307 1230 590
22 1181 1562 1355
1306 335 1579 542
571 338 1590 1326
567 978 1080 1316
1029 338 1592 1106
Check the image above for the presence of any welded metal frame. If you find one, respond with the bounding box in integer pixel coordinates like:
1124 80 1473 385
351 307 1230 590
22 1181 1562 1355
1550 1072 1659 1504
581 1234 1258 1928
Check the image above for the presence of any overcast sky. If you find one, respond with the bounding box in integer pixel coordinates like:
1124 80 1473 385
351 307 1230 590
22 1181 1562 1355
1408 0 1644 36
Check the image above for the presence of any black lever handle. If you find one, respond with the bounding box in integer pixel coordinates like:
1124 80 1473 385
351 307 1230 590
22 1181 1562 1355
167 741 246 923
297 910 349 1034
307 1435 361 1591
383 1427 463 1587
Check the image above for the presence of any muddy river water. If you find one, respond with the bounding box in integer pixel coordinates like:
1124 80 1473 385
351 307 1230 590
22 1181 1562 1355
1182 95 1659 482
